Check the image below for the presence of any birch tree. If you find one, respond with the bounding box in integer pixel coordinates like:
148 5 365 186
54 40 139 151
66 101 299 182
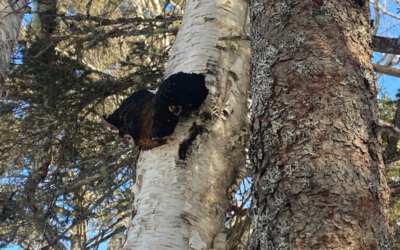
250 0 392 249
0 0 27 91
119 0 251 248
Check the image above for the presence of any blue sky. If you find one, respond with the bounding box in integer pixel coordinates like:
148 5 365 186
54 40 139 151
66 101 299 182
378 74 399 98
370 1 400 99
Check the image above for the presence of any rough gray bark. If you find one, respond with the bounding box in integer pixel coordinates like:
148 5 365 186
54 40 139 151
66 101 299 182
250 0 392 249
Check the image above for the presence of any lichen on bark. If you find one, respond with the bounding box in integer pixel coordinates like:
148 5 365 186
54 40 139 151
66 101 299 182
250 0 392 249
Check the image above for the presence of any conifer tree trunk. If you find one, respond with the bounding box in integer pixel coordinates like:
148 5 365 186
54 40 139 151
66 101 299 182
0 0 27 86
120 0 250 249
250 1 392 249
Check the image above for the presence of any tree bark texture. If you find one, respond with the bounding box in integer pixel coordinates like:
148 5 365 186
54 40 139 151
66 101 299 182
121 0 250 249
250 1 391 249
0 0 27 85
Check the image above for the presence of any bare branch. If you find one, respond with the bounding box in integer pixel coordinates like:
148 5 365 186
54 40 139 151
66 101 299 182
86 0 93 19
386 162 400 171
377 119 400 139
373 63 400 78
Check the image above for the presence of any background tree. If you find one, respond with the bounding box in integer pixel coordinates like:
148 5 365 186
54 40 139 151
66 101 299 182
0 0 28 93
368 1 400 248
249 0 393 249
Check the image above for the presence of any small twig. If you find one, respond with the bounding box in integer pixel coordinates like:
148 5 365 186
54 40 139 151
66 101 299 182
86 0 93 19
33 42 55 58
377 119 400 138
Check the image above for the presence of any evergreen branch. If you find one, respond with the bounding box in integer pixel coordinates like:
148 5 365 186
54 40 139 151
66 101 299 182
60 14 182 26
0 11 182 25
52 27 179 47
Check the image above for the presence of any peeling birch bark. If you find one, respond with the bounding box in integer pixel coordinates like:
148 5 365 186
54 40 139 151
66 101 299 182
121 0 250 249
250 0 392 249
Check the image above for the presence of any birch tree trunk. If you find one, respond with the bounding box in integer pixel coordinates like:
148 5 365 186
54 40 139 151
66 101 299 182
120 0 250 249
250 1 392 249
0 0 27 87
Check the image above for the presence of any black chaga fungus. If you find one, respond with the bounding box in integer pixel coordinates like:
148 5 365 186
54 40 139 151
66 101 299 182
150 72 208 138
104 72 208 149
354 0 365 7
103 90 167 149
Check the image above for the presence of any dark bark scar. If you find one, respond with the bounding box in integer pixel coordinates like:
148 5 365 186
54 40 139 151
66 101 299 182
178 122 204 159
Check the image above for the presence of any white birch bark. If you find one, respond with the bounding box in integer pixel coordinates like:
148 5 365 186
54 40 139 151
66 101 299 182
120 0 250 248
0 0 27 86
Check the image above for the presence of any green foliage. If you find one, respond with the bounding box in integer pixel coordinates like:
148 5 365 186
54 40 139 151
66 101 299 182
379 92 397 122
381 89 400 250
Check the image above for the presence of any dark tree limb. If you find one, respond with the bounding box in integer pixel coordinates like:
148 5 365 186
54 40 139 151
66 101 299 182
51 27 179 45
372 36 400 55
86 226 126 249
86 0 93 19
389 181 400 196
59 14 182 26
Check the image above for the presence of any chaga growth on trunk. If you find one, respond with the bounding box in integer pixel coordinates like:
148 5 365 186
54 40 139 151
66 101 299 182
150 72 208 138
103 89 162 149
354 0 366 7
104 72 208 149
